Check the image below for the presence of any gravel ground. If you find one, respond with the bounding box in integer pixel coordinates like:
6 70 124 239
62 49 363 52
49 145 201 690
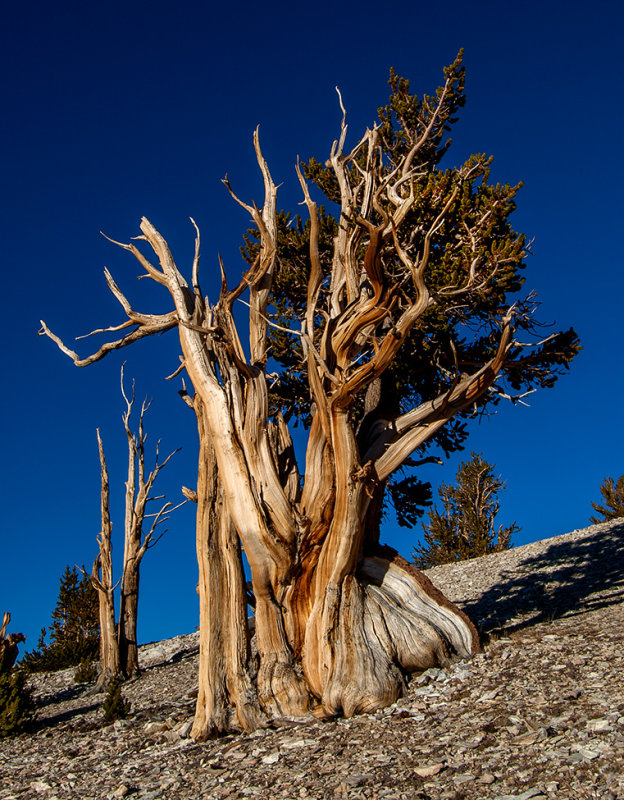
1 519 623 800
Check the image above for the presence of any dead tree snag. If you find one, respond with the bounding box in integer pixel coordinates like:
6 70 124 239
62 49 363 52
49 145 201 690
83 371 182 684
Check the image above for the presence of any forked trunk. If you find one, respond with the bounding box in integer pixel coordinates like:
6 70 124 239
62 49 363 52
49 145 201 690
190 397 478 728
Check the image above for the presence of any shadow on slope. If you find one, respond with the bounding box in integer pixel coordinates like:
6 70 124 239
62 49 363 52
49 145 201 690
32 700 102 731
31 682 102 731
463 521 624 636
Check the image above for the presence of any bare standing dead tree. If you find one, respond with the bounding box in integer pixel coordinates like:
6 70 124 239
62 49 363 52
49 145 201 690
85 432 120 686
83 370 182 684
41 55 579 736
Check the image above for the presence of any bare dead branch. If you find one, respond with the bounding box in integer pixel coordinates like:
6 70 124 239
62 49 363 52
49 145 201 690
75 320 135 339
101 231 168 286
39 314 178 367
0 613 10 642
165 358 187 381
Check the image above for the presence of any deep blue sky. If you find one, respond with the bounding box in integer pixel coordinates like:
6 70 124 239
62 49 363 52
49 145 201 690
2 1 622 651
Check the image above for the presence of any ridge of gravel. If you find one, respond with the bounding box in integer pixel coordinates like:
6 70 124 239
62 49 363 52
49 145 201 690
2 519 623 800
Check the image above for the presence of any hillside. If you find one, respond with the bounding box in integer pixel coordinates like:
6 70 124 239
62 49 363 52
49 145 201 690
2 520 623 800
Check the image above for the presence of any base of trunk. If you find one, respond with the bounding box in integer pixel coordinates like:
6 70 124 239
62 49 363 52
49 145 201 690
301 548 479 718
191 548 479 737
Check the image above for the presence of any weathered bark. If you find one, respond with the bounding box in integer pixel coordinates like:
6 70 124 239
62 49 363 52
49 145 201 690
191 403 263 739
91 430 120 687
117 384 140 678
118 569 139 678
84 379 181 683
40 73 549 733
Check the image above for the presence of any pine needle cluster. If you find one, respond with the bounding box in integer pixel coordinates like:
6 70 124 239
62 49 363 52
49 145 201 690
74 657 98 684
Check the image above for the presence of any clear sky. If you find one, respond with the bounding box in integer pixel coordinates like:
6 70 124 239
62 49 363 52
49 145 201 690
2 0 622 651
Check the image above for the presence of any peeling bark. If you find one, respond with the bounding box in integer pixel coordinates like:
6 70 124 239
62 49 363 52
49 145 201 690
40 70 551 734
191 405 263 739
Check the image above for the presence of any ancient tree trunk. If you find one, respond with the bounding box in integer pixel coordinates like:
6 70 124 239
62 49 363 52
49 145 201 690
118 568 139 677
190 403 263 739
116 376 181 678
117 389 140 677
40 62 571 734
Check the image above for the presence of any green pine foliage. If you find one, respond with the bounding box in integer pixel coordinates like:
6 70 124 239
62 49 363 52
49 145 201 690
590 474 624 523
102 677 131 723
240 53 580 530
0 670 35 737
22 566 99 672
413 453 518 568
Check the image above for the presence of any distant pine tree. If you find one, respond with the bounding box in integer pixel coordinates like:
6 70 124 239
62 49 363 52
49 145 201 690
0 671 35 737
22 566 99 672
590 474 624 523
413 453 518 568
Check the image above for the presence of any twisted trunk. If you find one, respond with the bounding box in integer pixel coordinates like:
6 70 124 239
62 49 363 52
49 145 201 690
40 86 530 733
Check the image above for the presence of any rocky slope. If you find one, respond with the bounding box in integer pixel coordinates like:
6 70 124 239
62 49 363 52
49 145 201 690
2 520 623 800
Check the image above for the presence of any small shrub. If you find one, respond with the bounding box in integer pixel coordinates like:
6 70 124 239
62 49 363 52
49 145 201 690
0 671 35 737
102 677 131 723
74 658 98 684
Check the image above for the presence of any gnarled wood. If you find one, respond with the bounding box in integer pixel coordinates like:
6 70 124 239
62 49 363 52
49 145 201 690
86 430 120 687
40 60 575 734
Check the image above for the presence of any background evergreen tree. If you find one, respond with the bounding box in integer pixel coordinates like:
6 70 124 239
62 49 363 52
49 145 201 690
413 453 518 568
22 566 99 672
0 670 35 737
590 474 624 523
0 614 35 737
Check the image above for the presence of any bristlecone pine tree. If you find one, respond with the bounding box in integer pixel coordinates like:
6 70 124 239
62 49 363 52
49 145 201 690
412 452 518 568
590 474 624 523
40 53 580 738
22 566 99 672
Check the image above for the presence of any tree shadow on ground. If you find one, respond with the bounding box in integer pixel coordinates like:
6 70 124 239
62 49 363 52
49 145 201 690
462 521 624 636
34 682 89 707
32 700 102 731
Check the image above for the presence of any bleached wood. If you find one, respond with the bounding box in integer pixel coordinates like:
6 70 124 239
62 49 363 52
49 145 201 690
41 98 534 731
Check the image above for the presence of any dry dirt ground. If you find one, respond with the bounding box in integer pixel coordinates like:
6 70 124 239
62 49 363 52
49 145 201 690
2 519 623 800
